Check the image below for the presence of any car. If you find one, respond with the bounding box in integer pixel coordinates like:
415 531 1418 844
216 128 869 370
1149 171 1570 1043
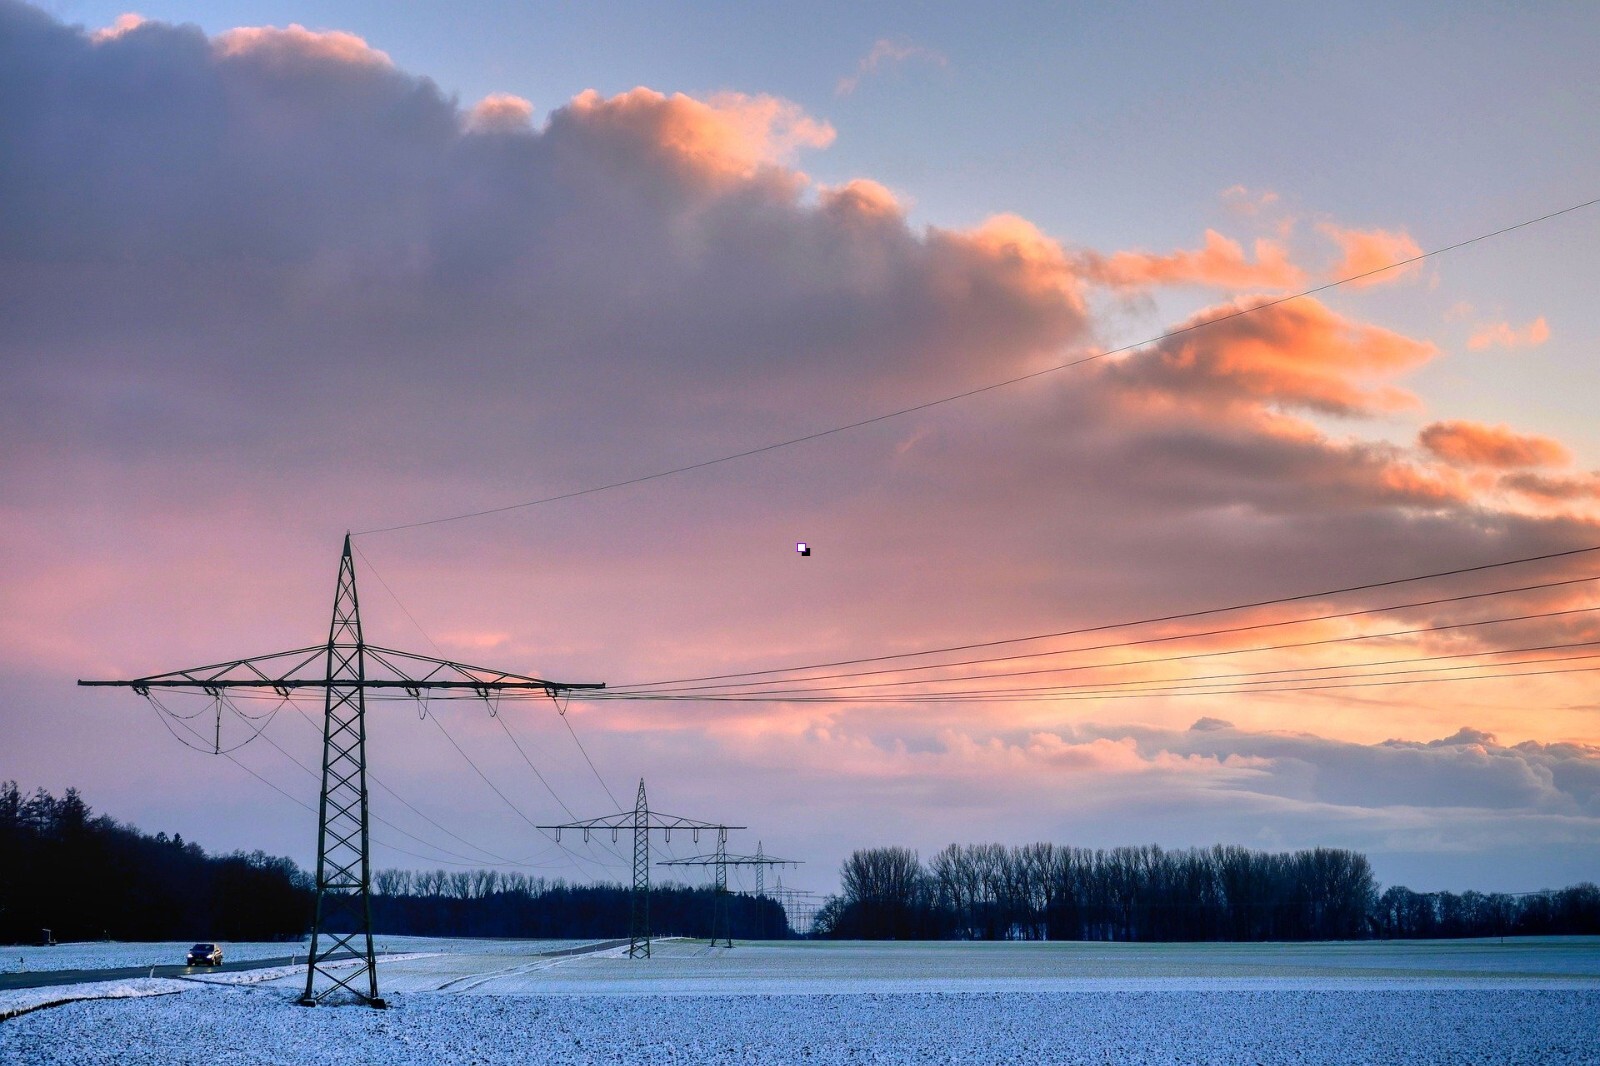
186 942 223 966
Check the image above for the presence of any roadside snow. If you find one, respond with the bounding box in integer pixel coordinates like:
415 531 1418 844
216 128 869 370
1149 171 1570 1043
0 978 188 1021
188 954 439 987
0 936 596 975
1 941 308 974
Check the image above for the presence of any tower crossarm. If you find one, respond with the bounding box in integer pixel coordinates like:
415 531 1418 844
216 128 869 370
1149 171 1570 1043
656 853 800 867
79 643 603 695
537 813 742 842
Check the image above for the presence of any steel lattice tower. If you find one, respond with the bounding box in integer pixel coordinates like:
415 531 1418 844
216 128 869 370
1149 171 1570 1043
542 779 738 959
300 536 382 1007
631 779 650 957
80 535 603 1007
658 839 800 946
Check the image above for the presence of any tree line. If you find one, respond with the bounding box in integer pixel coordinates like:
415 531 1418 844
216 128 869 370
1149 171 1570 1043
10 785 1597 945
815 843 1600 941
0 783 788 944
0 782 311 944
369 868 790 941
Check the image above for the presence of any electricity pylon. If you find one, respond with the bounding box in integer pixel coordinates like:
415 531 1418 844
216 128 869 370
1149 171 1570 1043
657 839 800 946
79 535 603 1007
770 878 827 937
540 779 739 958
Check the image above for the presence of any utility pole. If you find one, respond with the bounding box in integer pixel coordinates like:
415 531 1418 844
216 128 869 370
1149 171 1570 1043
79 535 603 1007
540 780 739 958
657 839 800 946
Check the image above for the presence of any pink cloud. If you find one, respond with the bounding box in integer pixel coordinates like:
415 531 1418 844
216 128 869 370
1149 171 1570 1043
563 87 834 184
1499 471 1600 502
1103 296 1436 417
1468 317 1550 350
91 13 146 42
939 214 1087 305
837 39 948 96
1082 229 1304 291
465 93 535 134
1220 184 1281 217
214 23 393 69
1419 421 1570 469
1318 223 1425 287
8 5 1600 893
818 179 903 222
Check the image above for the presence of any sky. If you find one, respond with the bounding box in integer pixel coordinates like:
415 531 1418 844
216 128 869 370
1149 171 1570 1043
4 0 1600 903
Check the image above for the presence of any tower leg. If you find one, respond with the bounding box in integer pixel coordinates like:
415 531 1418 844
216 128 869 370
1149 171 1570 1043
713 831 731 948
629 778 651 959
300 536 386 1008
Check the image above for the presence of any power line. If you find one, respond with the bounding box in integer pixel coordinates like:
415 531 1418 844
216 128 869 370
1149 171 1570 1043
612 626 1600 703
150 692 520 868
352 544 628 870
240 697 556 868
608 548 1600 691
832 643 1600 701
276 697 536 868
636 604 1600 700
583 661 1600 704
904 638 1600 698
352 195 1600 537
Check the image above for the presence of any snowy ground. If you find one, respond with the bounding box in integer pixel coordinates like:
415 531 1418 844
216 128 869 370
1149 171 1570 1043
0 935 594 975
4 937 1599 1064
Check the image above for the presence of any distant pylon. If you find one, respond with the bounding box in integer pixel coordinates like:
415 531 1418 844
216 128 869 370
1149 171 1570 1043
711 832 730 947
542 779 739 959
658 839 800 945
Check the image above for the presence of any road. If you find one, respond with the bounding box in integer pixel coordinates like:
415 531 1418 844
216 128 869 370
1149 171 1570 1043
0 939 631 992
0 951 357 991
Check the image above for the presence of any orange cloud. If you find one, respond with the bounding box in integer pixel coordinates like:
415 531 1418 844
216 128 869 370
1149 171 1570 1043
465 93 535 134
1468 317 1550 350
1220 184 1281 217
819 179 903 222
940 214 1086 305
214 24 393 69
564 87 834 181
1419 421 1570 469
1318 223 1424 287
1108 297 1436 416
1499 472 1600 502
92 13 146 42
1085 230 1304 291
837 39 948 96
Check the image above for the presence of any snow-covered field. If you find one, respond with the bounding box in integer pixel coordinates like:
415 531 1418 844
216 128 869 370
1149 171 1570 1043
4 937 1599 1064
1 940 307 974
0 935 596 975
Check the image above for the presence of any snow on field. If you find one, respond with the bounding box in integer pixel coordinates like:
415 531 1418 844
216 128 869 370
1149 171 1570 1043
1 940 305 974
188 954 438 987
4 939 1599 1064
0 978 189 1021
4 982 1598 1065
0 936 595 975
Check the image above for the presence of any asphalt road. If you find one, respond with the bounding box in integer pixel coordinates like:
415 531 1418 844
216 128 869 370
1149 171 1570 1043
0 939 631 992
0 951 359 992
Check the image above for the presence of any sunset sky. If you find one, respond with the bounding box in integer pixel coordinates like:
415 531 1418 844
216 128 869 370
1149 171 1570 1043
5 1 1600 902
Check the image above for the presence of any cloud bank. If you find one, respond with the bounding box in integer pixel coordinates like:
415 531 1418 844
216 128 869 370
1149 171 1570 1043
1 3 1595 891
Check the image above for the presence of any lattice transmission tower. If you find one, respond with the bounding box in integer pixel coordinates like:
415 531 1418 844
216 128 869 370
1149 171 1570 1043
79 535 603 1007
657 839 801 946
770 878 827 937
540 779 739 958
